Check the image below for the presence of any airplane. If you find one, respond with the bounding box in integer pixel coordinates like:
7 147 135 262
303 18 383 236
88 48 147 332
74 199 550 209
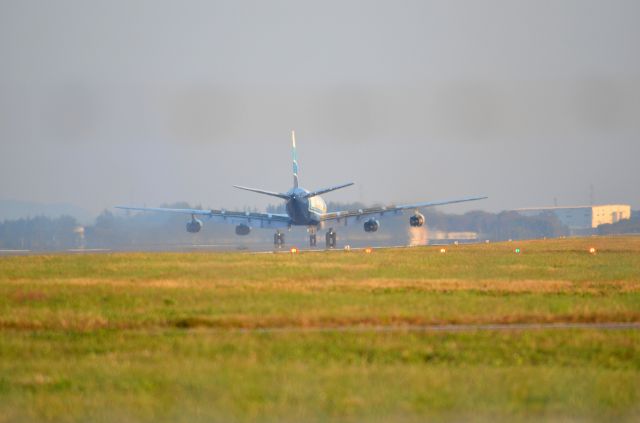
116 131 487 248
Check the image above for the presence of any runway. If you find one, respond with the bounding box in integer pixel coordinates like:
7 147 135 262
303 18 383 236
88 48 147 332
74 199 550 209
0 244 425 256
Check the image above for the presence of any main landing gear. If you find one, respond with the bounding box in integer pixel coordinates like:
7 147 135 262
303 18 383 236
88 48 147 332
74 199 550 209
274 230 285 248
325 228 337 249
274 228 337 249
308 226 317 247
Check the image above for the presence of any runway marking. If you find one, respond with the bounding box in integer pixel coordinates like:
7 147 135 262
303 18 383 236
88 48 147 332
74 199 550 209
67 248 112 253
247 245 415 254
189 244 237 248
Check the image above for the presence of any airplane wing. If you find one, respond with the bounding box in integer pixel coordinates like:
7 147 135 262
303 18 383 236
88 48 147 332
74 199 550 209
320 196 488 222
115 206 291 229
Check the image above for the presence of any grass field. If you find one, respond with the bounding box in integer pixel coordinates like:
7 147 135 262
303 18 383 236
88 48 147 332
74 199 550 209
1 236 639 422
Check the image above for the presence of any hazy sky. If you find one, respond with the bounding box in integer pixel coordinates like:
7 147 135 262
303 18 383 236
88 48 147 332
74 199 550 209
1 0 639 215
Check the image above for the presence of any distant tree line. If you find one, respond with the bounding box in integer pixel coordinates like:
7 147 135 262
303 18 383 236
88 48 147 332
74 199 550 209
6 202 638 251
422 209 569 240
597 215 640 235
0 216 79 250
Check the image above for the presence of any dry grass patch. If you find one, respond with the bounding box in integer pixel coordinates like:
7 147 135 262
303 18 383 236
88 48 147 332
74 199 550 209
11 289 49 303
234 278 640 294
7 276 639 294
0 314 115 331
3 277 224 289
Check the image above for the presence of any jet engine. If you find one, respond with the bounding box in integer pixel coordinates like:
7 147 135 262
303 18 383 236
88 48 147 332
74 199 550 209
364 218 380 232
409 213 425 227
186 218 203 233
235 224 251 236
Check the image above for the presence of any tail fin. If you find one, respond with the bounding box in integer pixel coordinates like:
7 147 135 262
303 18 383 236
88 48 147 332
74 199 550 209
291 130 299 188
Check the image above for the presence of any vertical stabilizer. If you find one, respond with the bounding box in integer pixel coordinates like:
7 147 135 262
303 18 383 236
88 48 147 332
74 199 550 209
291 130 299 188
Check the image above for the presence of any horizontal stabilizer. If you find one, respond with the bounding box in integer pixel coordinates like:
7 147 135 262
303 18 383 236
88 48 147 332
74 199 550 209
303 182 354 198
233 185 291 200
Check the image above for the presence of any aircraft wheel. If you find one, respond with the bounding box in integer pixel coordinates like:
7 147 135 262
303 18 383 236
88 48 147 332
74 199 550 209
325 229 337 249
274 231 285 248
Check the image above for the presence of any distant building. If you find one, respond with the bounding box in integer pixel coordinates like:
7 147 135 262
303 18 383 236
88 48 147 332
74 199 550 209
515 204 631 235
429 231 478 241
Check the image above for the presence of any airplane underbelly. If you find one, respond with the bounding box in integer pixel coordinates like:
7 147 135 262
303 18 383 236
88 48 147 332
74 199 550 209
287 201 309 225
287 197 323 225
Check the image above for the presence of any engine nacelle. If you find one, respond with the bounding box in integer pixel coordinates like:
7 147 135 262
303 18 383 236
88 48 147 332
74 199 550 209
364 218 380 232
409 213 425 227
235 224 251 236
186 218 203 233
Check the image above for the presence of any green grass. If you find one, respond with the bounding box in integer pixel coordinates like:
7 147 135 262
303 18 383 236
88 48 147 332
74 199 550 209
0 236 639 421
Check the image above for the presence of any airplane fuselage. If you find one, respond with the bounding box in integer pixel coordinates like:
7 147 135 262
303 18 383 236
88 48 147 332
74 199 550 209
285 187 327 226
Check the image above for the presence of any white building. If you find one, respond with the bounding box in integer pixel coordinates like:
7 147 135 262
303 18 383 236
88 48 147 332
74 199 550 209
515 204 631 234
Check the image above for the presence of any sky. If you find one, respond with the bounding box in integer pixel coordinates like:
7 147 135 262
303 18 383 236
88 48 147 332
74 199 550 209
1 0 639 216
